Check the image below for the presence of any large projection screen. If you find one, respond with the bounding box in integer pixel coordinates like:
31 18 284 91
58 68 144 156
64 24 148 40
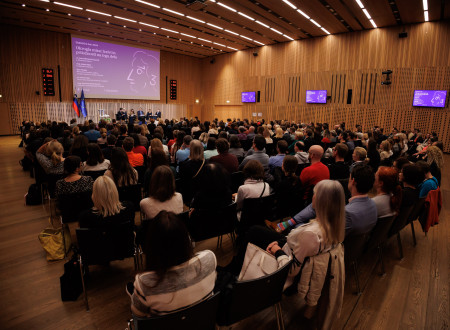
71 36 160 100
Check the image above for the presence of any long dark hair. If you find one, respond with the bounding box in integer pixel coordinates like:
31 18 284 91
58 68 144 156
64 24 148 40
149 148 168 171
86 143 105 166
148 165 175 202
109 147 137 186
143 211 194 283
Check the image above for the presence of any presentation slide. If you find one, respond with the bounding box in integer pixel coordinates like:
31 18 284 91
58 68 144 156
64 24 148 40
71 36 160 100
242 92 256 103
306 90 327 104
413 90 447 108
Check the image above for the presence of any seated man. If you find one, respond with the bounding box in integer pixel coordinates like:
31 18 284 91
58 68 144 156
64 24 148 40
416 161 439 198
273 164 377 238
238 135 269 173
210 138 239 174
300 145 329 199
175 135 193 164
294 141 309 165
349 146 366 173
328 143 350 180
268 140 288 174
123 137 144 167
83 123 101 143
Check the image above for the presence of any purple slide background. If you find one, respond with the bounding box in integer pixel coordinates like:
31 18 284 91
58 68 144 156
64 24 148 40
242 91 256 103
71 36 160 100
306 90 327 104
413 90 447 108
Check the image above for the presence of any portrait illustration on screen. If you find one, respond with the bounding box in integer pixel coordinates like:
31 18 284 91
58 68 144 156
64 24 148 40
431 91 446 107
127 51 159 94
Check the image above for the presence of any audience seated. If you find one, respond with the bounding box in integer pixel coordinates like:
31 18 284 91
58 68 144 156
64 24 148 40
175 135 192 165
416 161 439 198
399 163 424 208
366 138 381 172
238 135 269 172
272 156 303 214
179 140 206 204
82 143 110 172
300 145 329 199
70 135 89 161
84 122 101 143
143 148 169 196
204 137 219 160
372 167 402 218
426 146 443 185
123 137 144 167
36 140 65 175
105 147 138 187
293 141 309 164
56 155 93 198
327 143 349 180
268 140 288 174
78 175 134 228
228 135 246 158
102 134 117 161
209 138 239 174
140 166 183 220
349 146 367 173
128 211 216 317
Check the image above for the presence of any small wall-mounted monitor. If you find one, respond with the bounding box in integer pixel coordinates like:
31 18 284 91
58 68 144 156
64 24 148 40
241 91 256 103
412 90 447 108
306 90 327 104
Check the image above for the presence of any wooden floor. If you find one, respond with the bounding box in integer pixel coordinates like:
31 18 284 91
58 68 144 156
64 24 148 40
0 135 448 330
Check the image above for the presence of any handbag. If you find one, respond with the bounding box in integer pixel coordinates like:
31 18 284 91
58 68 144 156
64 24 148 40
38 219 71 261
60 252 83 301
238 243 279 281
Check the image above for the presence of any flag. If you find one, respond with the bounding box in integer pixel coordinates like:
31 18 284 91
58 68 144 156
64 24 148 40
80 89 87 117
72 93 80 117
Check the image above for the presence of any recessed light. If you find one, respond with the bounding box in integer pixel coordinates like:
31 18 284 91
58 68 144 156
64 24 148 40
86 9 111 16
114 16 137 22
187 16 205 23
135 0 160 9
54 2 82 10
217 3 236 12
225 29 239 35
238 12 255 20
162 8 184 16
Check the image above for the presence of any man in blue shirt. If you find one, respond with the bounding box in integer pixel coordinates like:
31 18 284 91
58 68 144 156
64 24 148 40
176 135 193 165
268 140 288 174
83 123 101 142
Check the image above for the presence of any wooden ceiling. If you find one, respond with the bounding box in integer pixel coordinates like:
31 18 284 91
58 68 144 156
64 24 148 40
0 0 448 58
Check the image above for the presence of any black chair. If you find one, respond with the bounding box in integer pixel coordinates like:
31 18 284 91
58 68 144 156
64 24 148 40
230 171 245 193
241 139 253 151
344 233 369 295
365 216 395 275
216 261 291 329
186 203 237 248
336 178 351 203
295 163 310 176
76 221 139 311
265 143 275 156
406 197 426 246
118 184 142 212
209 133 219 139
192 130 202 140
388 205 414 259
134 166 147 185
129 291 221 330
82 170 106 181
239 194 276 235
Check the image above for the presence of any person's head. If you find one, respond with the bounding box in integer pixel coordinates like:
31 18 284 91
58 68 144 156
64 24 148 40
122 137 135 152
416 160 431 176
349 164 375 195
367 138 377 153
229 135 242 148
119 124 128 135
308 145 324 163
282 155 298 177
197 163 230 194
189 140 204 161
243 160 265 181
375 167 402 213
143 211 194 278
47 140 64 166
216 138 229 154
72 134 89 150
106 134 117 146
63 155 81 175
393 157 410 171
150 138 164 152
99 128 107 138
276 140 288 155
206 137 216 151
86 143 105 166
333 143 348 160
91 176 124 217
380 140 391 152
312 180 345 244
426 145 444 170
148 165 176 202
149 148 169 170
294 141 305 152
110 147 136 186
253 134 266 151
400 164 425 187
175 130 186 147
352 147 367 162
183 135 193 147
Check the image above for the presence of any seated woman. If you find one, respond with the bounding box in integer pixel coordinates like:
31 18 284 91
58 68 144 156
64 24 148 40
416 161 439 198
179 140 206 204
81 143 110 173
56 155 94 198
426 146 443 186
228 135 245 158
235 160 271 220
128 211 216 317
97 128 108 145
371 166 402 218
143 148 169 196
70 135 89 162
104 147 138 187
36 139 65 175
140 166 183 220
78 176 135 228
203 137 218 160
399 163 424 208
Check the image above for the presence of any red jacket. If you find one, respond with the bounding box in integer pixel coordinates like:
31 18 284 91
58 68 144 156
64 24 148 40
419 188 442 233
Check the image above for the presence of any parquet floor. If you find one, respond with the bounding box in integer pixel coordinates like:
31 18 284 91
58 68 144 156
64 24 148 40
0 135 448 329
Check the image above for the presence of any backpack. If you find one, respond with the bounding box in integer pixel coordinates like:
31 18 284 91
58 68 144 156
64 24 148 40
25 184 42 205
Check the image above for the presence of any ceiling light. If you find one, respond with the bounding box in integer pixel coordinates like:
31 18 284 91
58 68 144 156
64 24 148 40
21 3 25 6
217 2 237 12
310 19 321 27
362 9 371 19
238 12 255 21
225 29 239 35
282 0 297 10
423 0 428 11
240 35 253 41
283 35 294 40
162 8 184 16
181 33 196 38
139 22 159 28
297 9 310 19
46 9 50 11
161 28 179 33
187 16 205 23
270 27 283 35
424 11 429 21
214 42 226 47
321 27 330 35
227 46 238 50
370 19 377 28
135 0 160 8
355 0 364 9
198 38 212 43
54 2 82 10
114 16 136 22
40 0 50 2
207 23 224 30
255 20 269 28
254 40 265 45
86 9 111 16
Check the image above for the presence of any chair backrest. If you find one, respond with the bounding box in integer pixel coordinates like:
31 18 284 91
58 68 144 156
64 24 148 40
216 261 291 326
366 216 395 252
239 194 275 233
47 173 64 198
187 203 237 242
83 170 106 181
388 205 414 237
76 221 135 266
407 197 426 223
118 184 142 212
133 291 221 330
295 163 310 176
336 178 351 203
343 233 368 264
241 139 253 151
58 191 94 223
134 166 147 185
230 171 245 193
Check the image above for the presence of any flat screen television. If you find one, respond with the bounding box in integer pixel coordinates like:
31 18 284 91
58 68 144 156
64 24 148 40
412 90 447 108
306 90 327 104
241 91 256 103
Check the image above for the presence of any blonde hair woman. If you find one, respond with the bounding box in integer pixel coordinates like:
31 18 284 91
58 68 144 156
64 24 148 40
380 140 392 161
274 127 284 139
97 128 107 144
199 132 209 146
36 139 65 174
78 175 135 228
426 145 444 185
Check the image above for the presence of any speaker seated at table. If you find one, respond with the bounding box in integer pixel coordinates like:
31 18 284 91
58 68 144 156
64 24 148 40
146 112 152 120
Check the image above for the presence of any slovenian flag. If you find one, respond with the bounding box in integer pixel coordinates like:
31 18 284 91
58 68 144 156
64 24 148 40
80 89 87 117
72 93 80 117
